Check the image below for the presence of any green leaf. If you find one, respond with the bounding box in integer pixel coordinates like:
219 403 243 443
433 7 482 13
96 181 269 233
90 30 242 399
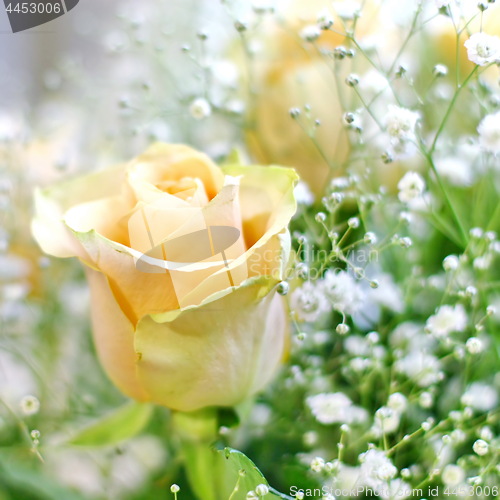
0 457 87 500
221 148 245 166
218 448 293 500
68 401 153 447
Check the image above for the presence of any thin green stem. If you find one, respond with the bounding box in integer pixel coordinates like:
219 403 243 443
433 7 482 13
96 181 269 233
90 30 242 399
429 66 479 155
420 147 468 247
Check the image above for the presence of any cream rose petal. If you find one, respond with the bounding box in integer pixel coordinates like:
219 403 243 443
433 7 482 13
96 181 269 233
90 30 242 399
31 164 126 258
68 230 179 323
127 143 225 203
134 278 288 411
85 267 149 402
165 166 297 311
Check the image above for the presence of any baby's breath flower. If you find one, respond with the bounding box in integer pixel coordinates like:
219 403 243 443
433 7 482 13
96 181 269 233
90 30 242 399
290 281 328 322
372 407 400 437
307 393 367 425
486 304 497 316
293 182 313 206
252 0 274 14
449 430 466 447
397 172 425 203
300 25 321 42
472 439 489 456
426 304 467 337
321 270 365 315
315 212 326 223
345 74 359 87
443 254 459 271
478 1 489 12
388 393 407 413
189 98 211 120
435 157 473 186
310 457 325 472
303 431 318 447
347 217 360 228
479 426 494 441
442 464 465 486
333 1 360 20
364 232 377 244
336 323 350 335
277 281 289 296
478 111 500 154
317 9 334 30
421 420 432 432
385 105 420 142
358 449 397 485
464 33 500 66
255 484 269 496
433 64 448 77
399 237 412 248
419 391 433 408
395 352 441 387
20 395 40 416
461 382 498 411
465 337 484 354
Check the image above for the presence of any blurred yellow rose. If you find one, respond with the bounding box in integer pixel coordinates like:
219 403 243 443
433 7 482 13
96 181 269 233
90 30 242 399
32 143 297 411
245 0 386 196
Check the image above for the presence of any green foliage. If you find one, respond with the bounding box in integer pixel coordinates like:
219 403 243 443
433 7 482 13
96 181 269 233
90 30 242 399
68 402 154 447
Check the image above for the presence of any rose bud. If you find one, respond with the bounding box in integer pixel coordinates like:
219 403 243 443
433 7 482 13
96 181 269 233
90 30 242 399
32 143 297 411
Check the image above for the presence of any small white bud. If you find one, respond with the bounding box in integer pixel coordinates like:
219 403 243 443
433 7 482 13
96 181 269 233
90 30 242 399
189 98 211 120
473 439 489 456
364 232 377 244
348 217 360 228
465 337 484 354
300 25 321 42
433 64 448 77
315 212 326 223
255 484 269 496
336 323 350 335
443 255 459 271
20 395 40 416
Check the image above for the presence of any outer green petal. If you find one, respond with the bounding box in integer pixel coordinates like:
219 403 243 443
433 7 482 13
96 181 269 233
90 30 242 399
134 278 288 411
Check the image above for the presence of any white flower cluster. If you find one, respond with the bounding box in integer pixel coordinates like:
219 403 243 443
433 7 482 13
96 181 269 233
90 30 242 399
306 392 368 425
357 450 411 500
426 304 468 337
371 393 407 437
384 105 420 156
290 270 366 322
397 171 425 204
478 111 500 155
464 32 500 67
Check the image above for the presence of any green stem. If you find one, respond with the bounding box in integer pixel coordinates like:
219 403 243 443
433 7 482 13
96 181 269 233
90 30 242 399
171 408 221 500
429 66 479 155
420 147 468 247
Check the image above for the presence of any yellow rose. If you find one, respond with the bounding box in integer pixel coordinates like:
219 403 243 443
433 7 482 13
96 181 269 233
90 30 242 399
32 143 297 411
245 0 387 196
